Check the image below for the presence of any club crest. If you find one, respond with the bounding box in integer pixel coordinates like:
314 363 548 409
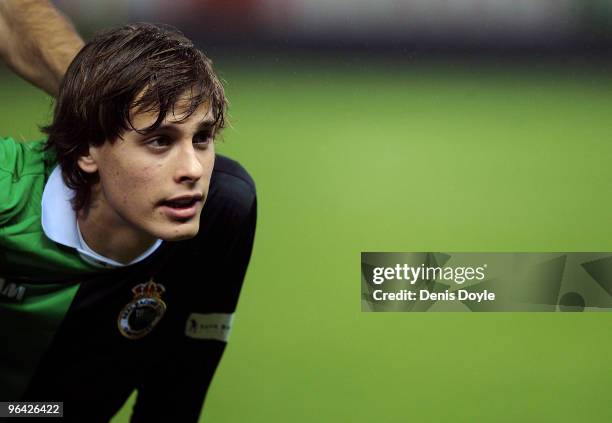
117 279 167 340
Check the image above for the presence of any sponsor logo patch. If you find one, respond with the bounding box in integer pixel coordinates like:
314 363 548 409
185 313 234 342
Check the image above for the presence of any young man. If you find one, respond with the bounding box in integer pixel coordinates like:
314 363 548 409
0 22 256 423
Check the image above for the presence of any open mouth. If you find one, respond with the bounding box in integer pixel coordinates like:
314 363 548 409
160 195 203 220
162 197 199 209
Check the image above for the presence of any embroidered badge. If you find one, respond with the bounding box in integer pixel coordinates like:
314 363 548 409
117 280 167 340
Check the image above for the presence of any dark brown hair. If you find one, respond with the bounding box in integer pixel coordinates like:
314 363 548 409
43 23 227 212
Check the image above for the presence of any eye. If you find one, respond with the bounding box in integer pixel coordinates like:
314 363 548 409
146 136 172 148
193 131 213 148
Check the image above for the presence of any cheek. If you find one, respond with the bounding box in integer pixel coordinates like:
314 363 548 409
131 166 159 204
102 163 158 209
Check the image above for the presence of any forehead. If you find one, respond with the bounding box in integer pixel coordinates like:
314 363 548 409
129 91 213 132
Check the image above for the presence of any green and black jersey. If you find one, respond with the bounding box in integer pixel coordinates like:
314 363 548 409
0 137 257 422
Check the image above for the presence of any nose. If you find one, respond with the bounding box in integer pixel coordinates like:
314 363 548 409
175 142 205 184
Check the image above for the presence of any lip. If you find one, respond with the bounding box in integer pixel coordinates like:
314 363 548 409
160 200 202 220
159 192 204 220
164 193 204 203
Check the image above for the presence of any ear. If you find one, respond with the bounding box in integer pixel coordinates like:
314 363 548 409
77 148 99 174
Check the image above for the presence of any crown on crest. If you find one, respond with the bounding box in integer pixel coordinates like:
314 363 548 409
131 280 166 299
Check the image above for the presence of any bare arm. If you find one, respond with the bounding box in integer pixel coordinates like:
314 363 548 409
0 0 84 96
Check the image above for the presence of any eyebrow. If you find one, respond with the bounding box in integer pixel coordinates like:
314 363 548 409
141 119 216 134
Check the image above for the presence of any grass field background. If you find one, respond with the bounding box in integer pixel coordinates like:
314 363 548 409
1 58 611 422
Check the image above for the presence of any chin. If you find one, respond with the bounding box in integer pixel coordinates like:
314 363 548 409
157 222 200 241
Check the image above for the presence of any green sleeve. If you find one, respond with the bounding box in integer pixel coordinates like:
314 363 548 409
0 137 20 227
0 137 47 227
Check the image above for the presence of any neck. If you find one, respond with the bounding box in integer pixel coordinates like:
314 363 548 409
77 201 157 266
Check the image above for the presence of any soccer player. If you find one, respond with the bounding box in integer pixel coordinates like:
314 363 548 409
0 20 256 423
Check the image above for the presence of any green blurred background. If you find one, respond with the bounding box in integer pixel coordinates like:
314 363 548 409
1 54 611 421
